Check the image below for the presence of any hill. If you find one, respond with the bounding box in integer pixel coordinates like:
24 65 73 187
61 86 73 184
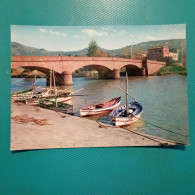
11 39 185 57
11 42 88 56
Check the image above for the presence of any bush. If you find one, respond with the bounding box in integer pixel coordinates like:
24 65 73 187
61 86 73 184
154 65 187 76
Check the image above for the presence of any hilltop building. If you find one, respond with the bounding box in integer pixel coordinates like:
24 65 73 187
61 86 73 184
147 46 169 61
147 45 179 63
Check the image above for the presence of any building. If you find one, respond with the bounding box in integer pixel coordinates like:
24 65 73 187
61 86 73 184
169 52 179 61
147 45 179 63
147 46 169 61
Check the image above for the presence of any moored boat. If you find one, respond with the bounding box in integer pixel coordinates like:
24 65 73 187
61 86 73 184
109 101 143 127
109 72 143 127
80 97 121 117
39 99 74 114
11 70 72 105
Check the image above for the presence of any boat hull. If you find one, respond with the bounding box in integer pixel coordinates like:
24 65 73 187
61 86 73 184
39 99 73 114
111 112 142 127
110 101 143 127
80 97 121 117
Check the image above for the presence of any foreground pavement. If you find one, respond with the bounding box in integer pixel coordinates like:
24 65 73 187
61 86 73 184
11 103 180 151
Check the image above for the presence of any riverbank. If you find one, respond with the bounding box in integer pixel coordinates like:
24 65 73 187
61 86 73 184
154 65 187 76
11 102 182 151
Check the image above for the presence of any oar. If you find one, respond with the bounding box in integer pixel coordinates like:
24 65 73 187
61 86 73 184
114 84 136 101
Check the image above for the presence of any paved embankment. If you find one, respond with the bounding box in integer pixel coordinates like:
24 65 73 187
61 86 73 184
11 103 180 151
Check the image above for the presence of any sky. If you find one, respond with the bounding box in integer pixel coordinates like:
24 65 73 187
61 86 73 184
11 24 186 51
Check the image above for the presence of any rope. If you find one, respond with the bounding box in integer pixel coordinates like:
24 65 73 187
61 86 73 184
11 73 35 84
134 116 189 138
95 118 164 145
11 77 25 84
114 84 136 101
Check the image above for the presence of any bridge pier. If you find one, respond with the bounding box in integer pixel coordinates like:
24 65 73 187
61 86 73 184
141 67 146 76
61 71 73 85
46 71 73 86
113 69 120 79
98 69 120 79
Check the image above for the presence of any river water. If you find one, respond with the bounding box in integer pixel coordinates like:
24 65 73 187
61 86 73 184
11 75 189 144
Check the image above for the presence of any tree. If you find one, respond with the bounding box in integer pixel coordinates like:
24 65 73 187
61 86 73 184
87 40 99 57
95 49 110 57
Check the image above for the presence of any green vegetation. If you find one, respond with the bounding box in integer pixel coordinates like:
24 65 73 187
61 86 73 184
154 65 187 76
87 40 99 57
78 40 109 72
87 40 109 57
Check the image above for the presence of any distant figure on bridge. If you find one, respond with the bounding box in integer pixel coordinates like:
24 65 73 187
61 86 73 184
59 54 61 56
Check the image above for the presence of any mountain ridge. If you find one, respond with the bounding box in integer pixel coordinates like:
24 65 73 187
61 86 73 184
11 39 185 57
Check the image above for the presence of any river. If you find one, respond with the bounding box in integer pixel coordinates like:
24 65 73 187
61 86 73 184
11 75 189 144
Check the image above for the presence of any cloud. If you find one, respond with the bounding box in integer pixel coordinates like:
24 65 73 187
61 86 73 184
73 35 80 39
39 28 66 37
129 34 135 38
112 29 127 36
73 35 87 39
118 30 127 36
101 26 112 31
146 36 156 40
82 29 108 37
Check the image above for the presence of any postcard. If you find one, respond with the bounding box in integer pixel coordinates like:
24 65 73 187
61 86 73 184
11 24 188 150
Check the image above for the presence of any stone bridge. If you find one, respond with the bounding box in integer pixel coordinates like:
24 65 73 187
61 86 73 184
11 56 166 85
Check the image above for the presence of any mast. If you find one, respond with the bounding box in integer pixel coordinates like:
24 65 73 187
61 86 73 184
32 73 36 95
50 70 52 96
126 71 129 115
52 70 57 107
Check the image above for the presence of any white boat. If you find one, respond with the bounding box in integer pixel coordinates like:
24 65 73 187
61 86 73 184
80 97 121 117
109 102 143 127
109 72 143 127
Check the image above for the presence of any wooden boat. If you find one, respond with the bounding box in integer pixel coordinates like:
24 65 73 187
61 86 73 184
11 74 37 99
80 97 121 117
109 101 143 127
38 70 73 114
39 99 74 114
109 72 143 127
11 88 33 96
12 71 71 105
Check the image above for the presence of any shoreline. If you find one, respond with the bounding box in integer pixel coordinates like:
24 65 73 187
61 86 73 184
11 73 187 79
11 102 182 151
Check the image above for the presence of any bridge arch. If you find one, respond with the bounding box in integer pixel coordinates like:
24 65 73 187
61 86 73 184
14 65 52 74
120 64 144 76
72 64 115 79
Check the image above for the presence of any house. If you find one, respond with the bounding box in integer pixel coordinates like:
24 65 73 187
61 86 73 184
147 46 169 61
147 45 179 63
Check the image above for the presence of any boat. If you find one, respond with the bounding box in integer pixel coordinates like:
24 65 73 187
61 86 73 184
39 98 74 114
109 72 143 127
11 88 34 96
38 70 73 114
80 97 121 117
109 101 143 127
12 71 71 105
